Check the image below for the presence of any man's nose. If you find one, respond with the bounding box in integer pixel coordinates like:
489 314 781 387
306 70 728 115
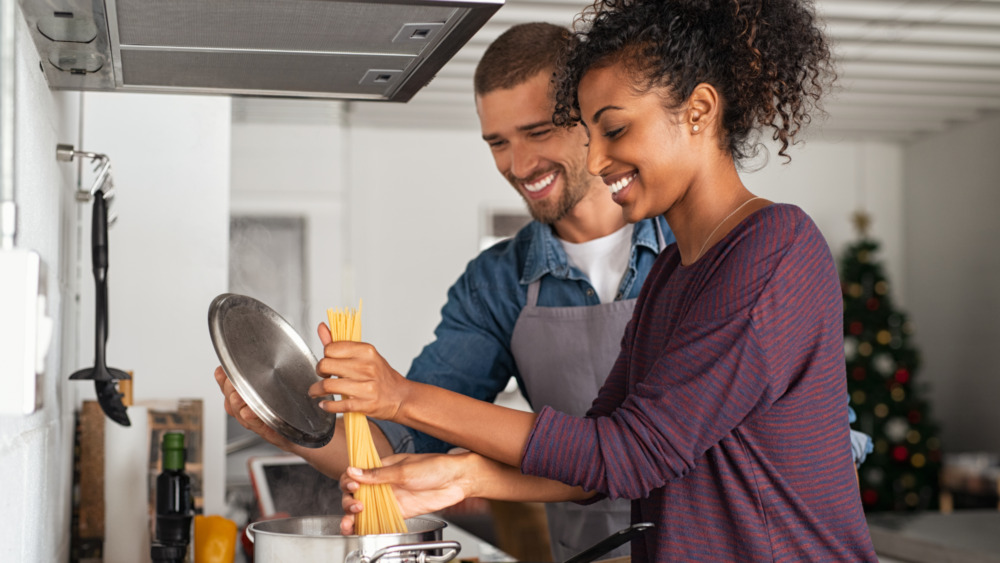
509 143 539 180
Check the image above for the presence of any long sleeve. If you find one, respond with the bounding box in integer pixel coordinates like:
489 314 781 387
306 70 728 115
522 204 876 561
525 299 770 498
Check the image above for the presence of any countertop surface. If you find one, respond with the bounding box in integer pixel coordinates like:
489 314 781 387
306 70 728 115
868 510 1000 563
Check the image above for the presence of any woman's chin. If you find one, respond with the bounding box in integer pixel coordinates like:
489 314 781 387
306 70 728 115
618 203 646 224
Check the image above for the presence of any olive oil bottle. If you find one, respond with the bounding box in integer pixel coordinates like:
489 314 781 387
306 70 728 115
151 432 193 563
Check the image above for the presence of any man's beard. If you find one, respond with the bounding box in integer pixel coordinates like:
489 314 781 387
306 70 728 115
514 165 592 225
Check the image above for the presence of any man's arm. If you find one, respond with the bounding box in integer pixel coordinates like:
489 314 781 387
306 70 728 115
216 243 523 473
311 344 537 468
371 247 525 455
214 365 393 478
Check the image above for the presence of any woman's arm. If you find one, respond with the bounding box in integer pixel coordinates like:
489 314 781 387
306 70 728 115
309 338 537 467
337 451 593 534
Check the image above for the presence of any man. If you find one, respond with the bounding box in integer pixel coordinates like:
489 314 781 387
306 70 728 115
217 22 670 560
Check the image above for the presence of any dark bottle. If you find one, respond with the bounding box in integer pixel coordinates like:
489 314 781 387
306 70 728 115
151 432 193 563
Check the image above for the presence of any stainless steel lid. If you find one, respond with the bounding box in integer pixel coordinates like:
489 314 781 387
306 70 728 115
208 293 336 448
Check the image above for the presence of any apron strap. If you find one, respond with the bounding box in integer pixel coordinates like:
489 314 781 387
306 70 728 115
525 279 541 307
655 217 668 250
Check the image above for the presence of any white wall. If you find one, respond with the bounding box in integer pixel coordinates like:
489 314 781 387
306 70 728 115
229 107 348 348
0 7 79 561
903 113 1000 454
78 92 231 519
1 60 231 557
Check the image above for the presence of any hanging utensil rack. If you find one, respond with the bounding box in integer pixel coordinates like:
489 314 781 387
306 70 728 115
57 142 131 426
56 143 117 217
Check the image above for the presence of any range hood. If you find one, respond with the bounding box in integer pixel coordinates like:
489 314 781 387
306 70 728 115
17 0 502 101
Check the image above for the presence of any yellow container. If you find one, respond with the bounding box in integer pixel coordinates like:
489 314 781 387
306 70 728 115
194 514 238 563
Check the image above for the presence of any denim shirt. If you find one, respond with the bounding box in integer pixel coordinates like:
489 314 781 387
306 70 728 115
373 216 674 454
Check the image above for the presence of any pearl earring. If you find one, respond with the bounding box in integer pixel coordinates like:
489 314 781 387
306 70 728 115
692 124 700 132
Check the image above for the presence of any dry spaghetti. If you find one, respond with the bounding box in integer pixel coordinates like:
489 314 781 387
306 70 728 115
326 302 408 535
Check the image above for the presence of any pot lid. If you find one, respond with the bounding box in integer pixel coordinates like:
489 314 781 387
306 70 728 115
208 293 336 448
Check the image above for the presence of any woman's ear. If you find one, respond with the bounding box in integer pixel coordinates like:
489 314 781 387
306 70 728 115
687 83 719 135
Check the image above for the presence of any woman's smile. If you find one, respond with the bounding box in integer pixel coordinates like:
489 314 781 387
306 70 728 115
604 171 637 204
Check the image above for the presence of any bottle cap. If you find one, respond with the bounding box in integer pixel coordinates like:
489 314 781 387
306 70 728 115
162 432 186 471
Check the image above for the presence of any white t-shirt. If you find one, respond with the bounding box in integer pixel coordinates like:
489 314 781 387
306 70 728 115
558 224 634 304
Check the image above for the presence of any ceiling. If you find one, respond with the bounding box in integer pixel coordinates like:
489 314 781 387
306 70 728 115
243 0 1000 144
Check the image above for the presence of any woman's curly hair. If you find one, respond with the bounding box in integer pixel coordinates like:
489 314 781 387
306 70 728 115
554 0 835 163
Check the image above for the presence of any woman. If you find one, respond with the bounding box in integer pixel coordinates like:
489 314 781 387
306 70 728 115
314 0 877 559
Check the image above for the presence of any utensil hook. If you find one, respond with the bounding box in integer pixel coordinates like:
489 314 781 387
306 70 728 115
56 143 119 223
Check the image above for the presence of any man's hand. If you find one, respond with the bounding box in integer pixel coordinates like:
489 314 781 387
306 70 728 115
309 323 412 422
214 366 294 451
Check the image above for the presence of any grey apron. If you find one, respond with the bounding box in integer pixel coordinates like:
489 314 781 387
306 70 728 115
509 224 665 561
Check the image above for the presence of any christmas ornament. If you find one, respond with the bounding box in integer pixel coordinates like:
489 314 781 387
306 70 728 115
844 337 858 361
895 368 910 384
865 466 884 486
884 417 910 442
873 353 895 376
877 330 892 345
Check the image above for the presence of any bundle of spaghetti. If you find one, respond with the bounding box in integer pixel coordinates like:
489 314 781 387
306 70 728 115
326 302 408 535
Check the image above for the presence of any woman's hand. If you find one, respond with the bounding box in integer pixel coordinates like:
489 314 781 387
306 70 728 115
213 366 294 451
338 453 475 535
309 323 411 422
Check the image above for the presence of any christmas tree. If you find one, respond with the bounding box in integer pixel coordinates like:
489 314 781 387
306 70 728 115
840 211 942 511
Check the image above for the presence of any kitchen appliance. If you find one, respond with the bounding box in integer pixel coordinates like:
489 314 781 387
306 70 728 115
248 454 343 519
246 516 459 563
16 0 502 101
246 516 652 563
208 293 336 448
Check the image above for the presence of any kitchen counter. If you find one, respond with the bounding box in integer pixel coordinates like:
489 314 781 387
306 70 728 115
868 510 1000 563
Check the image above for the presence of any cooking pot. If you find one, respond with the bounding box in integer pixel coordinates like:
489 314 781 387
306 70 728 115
246 516 459 563
247 516 651 563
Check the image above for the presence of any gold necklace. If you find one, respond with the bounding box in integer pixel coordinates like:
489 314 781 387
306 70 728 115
693 196 762 262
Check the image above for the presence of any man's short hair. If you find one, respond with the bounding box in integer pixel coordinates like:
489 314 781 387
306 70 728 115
474 22 572 96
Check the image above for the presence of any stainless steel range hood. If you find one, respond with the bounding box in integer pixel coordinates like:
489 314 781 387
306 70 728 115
17 0 502 101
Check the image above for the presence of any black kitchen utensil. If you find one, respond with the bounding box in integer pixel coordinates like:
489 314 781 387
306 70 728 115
69 188 131 426
562 522 653 563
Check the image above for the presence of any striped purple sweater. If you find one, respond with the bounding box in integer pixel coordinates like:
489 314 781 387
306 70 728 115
522 204 877 561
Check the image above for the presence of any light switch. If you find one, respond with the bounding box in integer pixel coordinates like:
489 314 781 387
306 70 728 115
0 248 48 415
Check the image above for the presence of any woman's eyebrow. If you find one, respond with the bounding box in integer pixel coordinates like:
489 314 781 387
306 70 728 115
592 105 624 123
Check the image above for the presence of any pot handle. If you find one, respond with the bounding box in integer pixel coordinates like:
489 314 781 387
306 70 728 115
362 540 461 563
